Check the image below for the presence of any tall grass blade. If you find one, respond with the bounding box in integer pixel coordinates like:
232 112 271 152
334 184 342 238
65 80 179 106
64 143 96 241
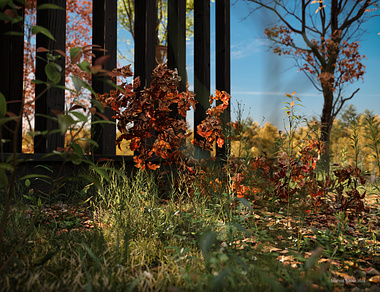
82 242 101 270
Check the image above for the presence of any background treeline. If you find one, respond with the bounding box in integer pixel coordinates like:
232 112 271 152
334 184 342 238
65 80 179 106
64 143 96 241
230 105 380 177
21 104 380 176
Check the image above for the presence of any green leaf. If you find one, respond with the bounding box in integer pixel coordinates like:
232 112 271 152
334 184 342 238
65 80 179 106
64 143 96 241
46 53 61 62
31 79 48 85
33 249 59 266
4 31 24 36
32 25 55 41
82 242 101 270
20 174 51 181
305 246 323 270
212 267 231 291
44 151 65 159
236 197 253 212
122 231 130 264
199 230 217 259
231 222 250 236
91 98 105 112
25 179 31 188
0 92 6 118
77 138 98 148
0 0 13 9
37 3 65 10
70 142 84 156
71 75 85 92
0 116 19 126
71 111 88 123
91 120 116 125
45 63 61 82
79 174 104 195
70 47 82 60
0 169 8 188
34 113 57 121
34 164 54 173
0 13 13 22
0 162 14 171
71 158 83 165
91 166 110 182
57 114 76 134
78 60 91 73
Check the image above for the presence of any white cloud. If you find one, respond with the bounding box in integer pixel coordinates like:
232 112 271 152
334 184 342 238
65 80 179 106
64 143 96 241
231 91 321 97
231 37 269 59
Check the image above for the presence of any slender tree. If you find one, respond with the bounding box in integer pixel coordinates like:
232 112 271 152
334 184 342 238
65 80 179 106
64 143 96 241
23 0 92 151
118 0 194 44
245 0 378 170
117 0 194 62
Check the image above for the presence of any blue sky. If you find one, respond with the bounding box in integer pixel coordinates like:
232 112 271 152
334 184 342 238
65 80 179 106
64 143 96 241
118 1 380 131
226 1 380 130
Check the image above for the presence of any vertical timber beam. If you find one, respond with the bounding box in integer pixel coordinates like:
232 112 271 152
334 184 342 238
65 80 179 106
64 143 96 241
92 0 117 156
35 0 66 153
134 0 146 92
194 0 210 160
145 0 157 86
168 0 186 90
0 5 24 154
168 0 186 118
215 0 230 158
134 0 157 90
134 0 157 150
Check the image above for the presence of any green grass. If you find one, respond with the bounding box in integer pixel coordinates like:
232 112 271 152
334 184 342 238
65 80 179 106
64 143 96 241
1 161 379 291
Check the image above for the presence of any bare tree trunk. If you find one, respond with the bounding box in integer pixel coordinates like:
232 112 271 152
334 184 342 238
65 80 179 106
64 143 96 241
319 87 334 173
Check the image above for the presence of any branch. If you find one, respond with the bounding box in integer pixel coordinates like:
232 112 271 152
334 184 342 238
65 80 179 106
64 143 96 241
319 0 326 36
340 1 371 32
247 0 303 34
332 88 360 118
294 57 322 91
301 0 325 67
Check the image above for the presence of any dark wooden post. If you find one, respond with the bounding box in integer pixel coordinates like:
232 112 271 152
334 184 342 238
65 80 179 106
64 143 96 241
0 5 24 154
134 0 157 89
145 0 157 86
34 0 66 153
168 0 186 118
215 0 230 158
134 0 146 92
194 0 210 160
92 0 117 156
134 0 157 150
168 0 186 88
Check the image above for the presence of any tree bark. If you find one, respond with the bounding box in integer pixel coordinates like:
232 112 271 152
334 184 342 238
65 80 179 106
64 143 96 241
319 86 334 173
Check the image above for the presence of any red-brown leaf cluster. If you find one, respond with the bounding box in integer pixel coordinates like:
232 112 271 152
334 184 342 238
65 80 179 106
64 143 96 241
264 25 366 92
96 63 230 171
192 90 230 151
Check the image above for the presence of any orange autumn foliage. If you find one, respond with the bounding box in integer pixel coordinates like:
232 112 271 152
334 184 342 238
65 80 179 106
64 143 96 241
96 63 230 171
23 0 93 151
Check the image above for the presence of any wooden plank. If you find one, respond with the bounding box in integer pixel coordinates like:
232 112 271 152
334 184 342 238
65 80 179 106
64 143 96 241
168 0 186 118
134 0 146 91
194 0 210 159
134 0 156 89
145 0 157 86
0 5 24 153
168 0 186 91
92 0 117 156
216 0 231 158
145 0 157 148
134 0 157 150
35 0 66 153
